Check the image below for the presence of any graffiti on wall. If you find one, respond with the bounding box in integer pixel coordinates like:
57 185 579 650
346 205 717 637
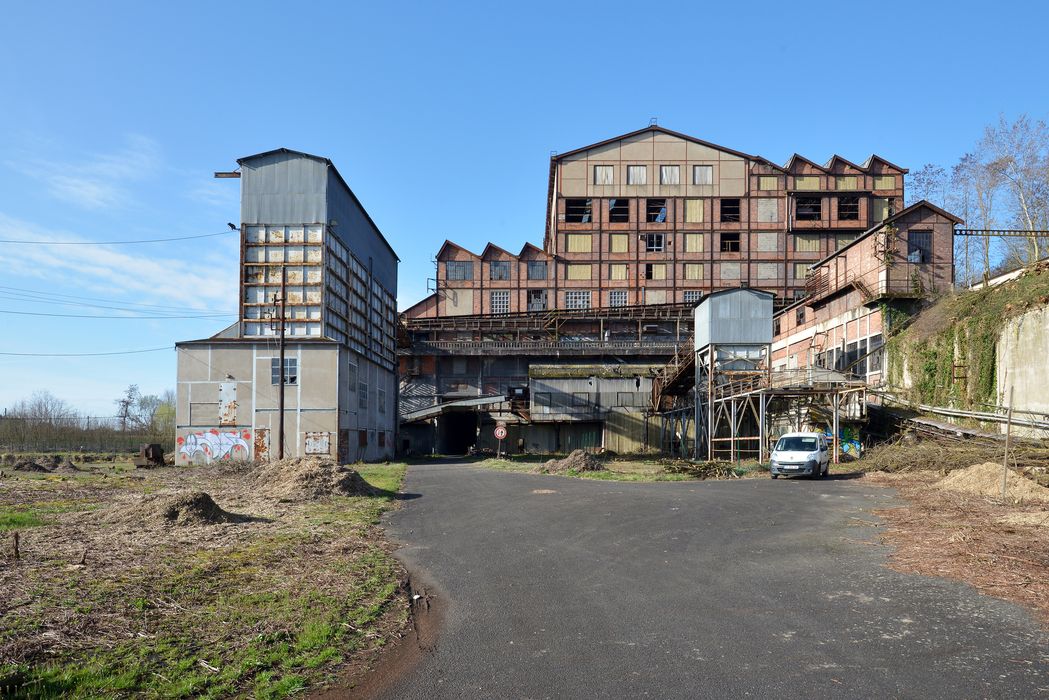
177 429 251 463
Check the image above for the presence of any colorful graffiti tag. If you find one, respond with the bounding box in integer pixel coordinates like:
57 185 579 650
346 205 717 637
177 429 251 463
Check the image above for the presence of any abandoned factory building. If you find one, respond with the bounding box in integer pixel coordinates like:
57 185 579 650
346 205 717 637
400 125 960 455
175 149 399 465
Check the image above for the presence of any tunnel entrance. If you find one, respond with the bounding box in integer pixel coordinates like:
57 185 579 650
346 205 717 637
437 411 479 455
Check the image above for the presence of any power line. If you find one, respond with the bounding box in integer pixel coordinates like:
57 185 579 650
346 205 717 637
0 284 230 311
0 290 235 316
0 309 234 319
0 230 238 245
0 348 172 358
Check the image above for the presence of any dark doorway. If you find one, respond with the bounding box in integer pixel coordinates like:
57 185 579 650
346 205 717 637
438 412 478 454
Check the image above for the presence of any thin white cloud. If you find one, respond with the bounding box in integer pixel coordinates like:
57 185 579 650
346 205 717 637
8 135 162 210
0 213 238 311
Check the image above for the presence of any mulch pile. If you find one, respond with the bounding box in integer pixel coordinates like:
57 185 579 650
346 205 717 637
256 457 374 500
937 462 1049 503
109 491 242 527
531 449 606 474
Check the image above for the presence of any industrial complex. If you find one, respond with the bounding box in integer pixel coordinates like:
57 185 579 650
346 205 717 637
398 126 960 458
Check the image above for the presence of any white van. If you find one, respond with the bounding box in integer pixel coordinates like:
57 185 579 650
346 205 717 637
769 432 829 479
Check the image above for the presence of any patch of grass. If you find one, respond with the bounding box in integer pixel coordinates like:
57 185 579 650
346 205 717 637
0 509 45 531
0 463 411 699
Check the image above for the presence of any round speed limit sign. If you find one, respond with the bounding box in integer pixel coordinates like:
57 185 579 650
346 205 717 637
494 426 508 440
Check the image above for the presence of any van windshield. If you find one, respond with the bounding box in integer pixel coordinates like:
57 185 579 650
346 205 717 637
776 436 818 452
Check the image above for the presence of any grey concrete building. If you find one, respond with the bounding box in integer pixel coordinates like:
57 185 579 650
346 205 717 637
175 149 398 465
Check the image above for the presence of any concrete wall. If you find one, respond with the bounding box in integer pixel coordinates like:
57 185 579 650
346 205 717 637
997 305 1049 438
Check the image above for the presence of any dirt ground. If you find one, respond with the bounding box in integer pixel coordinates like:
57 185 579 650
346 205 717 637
866 464 1049 624
0 456 410 699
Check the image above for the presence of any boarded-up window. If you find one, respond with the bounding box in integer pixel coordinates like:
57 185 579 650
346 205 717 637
609 264 628 280
594 165 614 185
660 165 680 185
684 263 703 280
692 165 713 185
685 233 703 252
685 199 704 223
566 264 591 280
644 289 667 304
189 403 218 426
756 232 779 252
757 198 778 222
871 197 891 222
794 234 821 252
874 175 895 190
627 165 647 185
758 175 778 190
756 263 781 280
836 176 857 190
795 175 820 190
720 262 741 279
836 233 856 250
793 263 811 279
566 234 591 253
644 263 666 280
609 233 629 253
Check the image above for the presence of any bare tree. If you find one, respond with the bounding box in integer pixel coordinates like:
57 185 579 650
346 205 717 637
907 163 948 207
953 151 1001 281
115 384 140 432
980 114 1049 262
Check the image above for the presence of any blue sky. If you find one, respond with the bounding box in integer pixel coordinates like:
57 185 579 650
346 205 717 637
1 0 1046 414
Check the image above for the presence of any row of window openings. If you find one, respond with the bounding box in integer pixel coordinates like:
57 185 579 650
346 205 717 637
269 358 386 414
593 165 896 191
533 391 646 408
565 196 869 224
453 232 862 284
358 429 390 448
497 288 706 313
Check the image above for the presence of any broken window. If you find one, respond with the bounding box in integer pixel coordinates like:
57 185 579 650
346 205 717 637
489 260 510 279
564 198 593 223
720 198 741 222
609 290 627 307
527 260 547 280
358 382 368 410
490 290 510 314
693 165 713 185
796 196 822 221
720 232 740 253
445 260 472 280
660 165 680 185
527 289 547 311
773 317 781 336
627 165 647 185
644 233 665 252
270 357 297 385
868 334 884 372
907 231 932 263
644 263 667 280
346 361 357 388
609 199 630 223
646 199 668 223
565 291 591 309
796 307 806 325
594 165 614 185
837 196 859 221
609 233 628 253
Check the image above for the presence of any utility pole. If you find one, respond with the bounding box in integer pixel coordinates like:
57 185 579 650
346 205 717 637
269 265 287 460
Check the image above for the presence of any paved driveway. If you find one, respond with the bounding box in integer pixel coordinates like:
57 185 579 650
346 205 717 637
378 462 1048 698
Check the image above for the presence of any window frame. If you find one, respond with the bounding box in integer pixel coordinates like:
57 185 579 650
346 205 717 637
907 230 933 263
489 290 510 314
565 290 591 309
608 198 630 223
526 260 547 280
489 260 510 280
270 357 298 385
593 165 614 185
692 164 713 185
627 165 647 185
837 195 860 221
659 165 680 185
795 196 822 221
564 198 593 223
644 232 665 252
445 260 473 281
720 232 741 253
720 198 741 223
645 198 668 223
609 290 628 307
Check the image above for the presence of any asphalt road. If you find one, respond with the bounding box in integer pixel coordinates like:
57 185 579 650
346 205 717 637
378 462 1048 699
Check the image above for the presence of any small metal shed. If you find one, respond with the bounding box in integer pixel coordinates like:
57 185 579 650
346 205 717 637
694 288 774 351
